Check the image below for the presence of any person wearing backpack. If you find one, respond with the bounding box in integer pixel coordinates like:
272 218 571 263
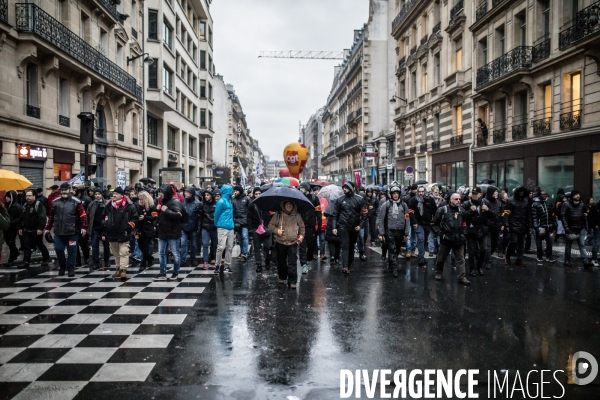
18 189 50 268
431 193 470 285
377 186 410 278
268 200 305 289
154 184 186 280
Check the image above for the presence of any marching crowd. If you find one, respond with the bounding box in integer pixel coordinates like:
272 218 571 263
0 179 597 288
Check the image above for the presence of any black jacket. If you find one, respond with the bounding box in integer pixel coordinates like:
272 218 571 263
432 204 467 245
4 191 22 233
331 185 367 230
324 200 340 243
503 186 531 234
562 200 587 232
531 198 556 231
484 186 504 231
408 195 437 226
201 199 217 231
589 203 600 230
463 198 494 238
103 198 138 243
365 195 379 221
158 197 185 240
232 193 250 227
248 201 273 233
181 195 202 232
87 200 107 233
20 201 46 232
135 203 158 236
300 192 321 232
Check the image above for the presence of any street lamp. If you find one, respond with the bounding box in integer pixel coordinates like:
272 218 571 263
127 53 154 66
389 95 408 104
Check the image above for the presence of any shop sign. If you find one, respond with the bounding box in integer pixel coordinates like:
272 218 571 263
116 169 126 189
18 145 47 161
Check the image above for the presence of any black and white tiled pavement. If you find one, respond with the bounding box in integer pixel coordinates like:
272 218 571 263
0 258 212 399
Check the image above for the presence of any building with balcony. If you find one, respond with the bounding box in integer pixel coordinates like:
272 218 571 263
0 0 144 188
300 107 324 181
144 0 214 186
392 0 474 189
471 0 600 199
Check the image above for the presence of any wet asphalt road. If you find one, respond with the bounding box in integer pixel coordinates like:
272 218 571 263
1 246 600 399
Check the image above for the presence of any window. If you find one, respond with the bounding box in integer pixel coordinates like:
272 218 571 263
131 1 137 30
495 26 505 57
148 10 158 39
59 78 69 118
538 155 574 200
543 83 552 120
167 126 176 151
26 64 38 107
193 105 197 123
80 12 90 44
180 94 186 114
421 118 427 139
163 65 173 95
208 27 212 46
433 113 440 138
515 90 528 124
454 105 462 134
454 37 462 71
200 50 206 69
147 115 158 146
116 43 123 68
515 12 526 47
592 153 600 200
571 72 581 114
478 37 487 68
180 61 185 78
411 71 417 99
57 0 67 23
400 80 406 99
208 111 213 129
208 83 213 100
200 80 206 97
495 98 506 130
100 29 108 55
200 22 206 40
421 68 428 94
200 108 206 127
435 161 467 190
148 61 158 89
163 20 173 49
434 53 440 85
542 2 550 39
189 137 196 157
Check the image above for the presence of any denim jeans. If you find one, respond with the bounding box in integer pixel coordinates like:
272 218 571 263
414 225 431 263
159 238 181 275
407 225 417 252
22 230 50 265
317 231 326 254
427 229 437 253
202 229 218 262
181 230 197 262
54 234 79 271
134 239 142 258
536 230 553 259
592 229 600 261
565 231 589 262
91 230 110 267
236 226 249 255
356 228 365 253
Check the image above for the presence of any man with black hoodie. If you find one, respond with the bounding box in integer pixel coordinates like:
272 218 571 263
181 186 202 267
484 185 504 268
403 184 418 258
562 189 591 268
408 186 437 266
331 182 368 275
463 187 495 277
3 190 22 266
531 189 556 263
232 185 250 261
200 189 218 269
155 184 186 280
298 181 322 273
248 187 273 272
365 187 379 246
503 186 532 267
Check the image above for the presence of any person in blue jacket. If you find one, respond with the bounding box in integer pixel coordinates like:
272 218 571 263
214 185 235 274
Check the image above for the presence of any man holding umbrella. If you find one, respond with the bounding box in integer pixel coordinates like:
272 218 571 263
331 182 368 275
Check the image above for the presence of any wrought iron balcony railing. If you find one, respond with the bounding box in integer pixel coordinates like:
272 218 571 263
432 21 441 35
131 27 138 40
26 104 40 119
392 0 418 32
133 138 138 146
532 36 551 63
344 137 358 150
511 122 528 141
493 128 506 144
347 112 354 124
409 146 416 154
450 0 464 21
16 4 142 102
559 1 600 50
476 0 487 21
356 107 362 117
398 149 406 157
97 0 122 22
450 134 463 146
532 117 551 135
398 56 406 70
420 36 428 46
559 100 582 130
419 143 427 152
476 46 532 88
410 45 417 56
476 134 487 146
0 0 7 24
118 133 124 142
431 140 440 151
59 115 70 127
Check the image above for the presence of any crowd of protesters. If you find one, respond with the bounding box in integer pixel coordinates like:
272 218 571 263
1 178 597 288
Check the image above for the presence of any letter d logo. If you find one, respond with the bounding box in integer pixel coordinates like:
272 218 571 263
572 351 598 385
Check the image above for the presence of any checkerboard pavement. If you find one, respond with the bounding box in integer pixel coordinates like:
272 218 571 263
0 258 213 399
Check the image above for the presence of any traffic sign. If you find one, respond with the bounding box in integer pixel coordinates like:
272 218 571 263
360 152 379 157
405 166 414 174
405 173 414 181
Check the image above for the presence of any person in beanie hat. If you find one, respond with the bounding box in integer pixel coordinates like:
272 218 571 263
87 187 110 271
102 186 138 279
44 183 88 276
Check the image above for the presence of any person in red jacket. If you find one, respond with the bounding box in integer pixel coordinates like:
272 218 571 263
46 184 60 217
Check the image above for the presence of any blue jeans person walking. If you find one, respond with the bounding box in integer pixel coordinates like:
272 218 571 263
54 234 79 273
181 230 197 265
159 238 181 276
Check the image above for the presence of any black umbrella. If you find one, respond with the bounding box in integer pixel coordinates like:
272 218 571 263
140 177 156 184
415 180 429 185
253 186 314 214
91 177 108 183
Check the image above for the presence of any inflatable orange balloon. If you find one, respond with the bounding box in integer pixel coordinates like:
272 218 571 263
283 143 308 179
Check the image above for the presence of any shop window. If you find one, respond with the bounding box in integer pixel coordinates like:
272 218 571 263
476 159 523 192
593 152 600 201
435 161 466 190
148 10 158 40
538 155 574 200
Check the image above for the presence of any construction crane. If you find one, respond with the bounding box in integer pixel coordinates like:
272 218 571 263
258 51 344 60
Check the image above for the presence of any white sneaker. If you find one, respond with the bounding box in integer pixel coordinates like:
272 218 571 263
593 260 599 267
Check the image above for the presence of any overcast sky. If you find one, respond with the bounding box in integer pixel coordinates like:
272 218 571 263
211 0 369 160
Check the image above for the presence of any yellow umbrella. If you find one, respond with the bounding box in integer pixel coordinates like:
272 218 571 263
0 169 33 191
